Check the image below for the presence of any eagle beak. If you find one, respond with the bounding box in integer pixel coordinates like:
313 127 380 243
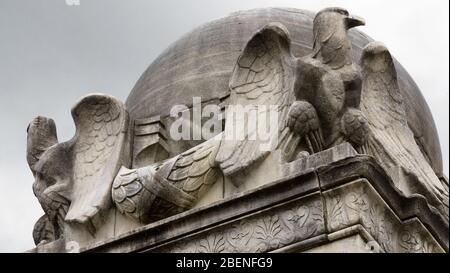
346 14 365 29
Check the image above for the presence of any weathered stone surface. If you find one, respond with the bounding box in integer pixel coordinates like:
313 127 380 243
317 155 449 249
77 147 447 253
324 179 443 253
292 8 367 153
25 143 448 253
27 94 130 244
360 42 448 217
25 7 448 253
112 136 221 224
132 116 170 168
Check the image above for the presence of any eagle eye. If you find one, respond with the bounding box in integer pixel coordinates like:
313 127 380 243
337 9 349 16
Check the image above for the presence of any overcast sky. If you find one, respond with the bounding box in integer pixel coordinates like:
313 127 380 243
0 0 448 252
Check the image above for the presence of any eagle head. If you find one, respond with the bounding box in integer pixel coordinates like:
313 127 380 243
28 117 72 213
312 7 365 68
27 116 58 174
313 7 365 34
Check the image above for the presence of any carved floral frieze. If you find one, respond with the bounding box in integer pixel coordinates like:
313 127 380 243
154 196 325 253
150 179 444 253
324 179 443 253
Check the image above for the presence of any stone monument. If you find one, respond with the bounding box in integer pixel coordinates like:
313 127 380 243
26 7 448 253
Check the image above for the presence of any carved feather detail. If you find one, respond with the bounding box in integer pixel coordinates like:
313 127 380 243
112 138 221 224
216 23 296 176
361 42 448 215
65 94 129 225
27 94 128 238
168 140 220 198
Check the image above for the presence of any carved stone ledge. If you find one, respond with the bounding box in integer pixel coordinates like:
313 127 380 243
324 179 444 253
150 193 325 253
83 170 321 252
27 145 448 253
144 179 444 253
317 155 449 250
76 149 447 253
132 116 170 168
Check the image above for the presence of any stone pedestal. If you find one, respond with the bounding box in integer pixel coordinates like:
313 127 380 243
28 144 448 253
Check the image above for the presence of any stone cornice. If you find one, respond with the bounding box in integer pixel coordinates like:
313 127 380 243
78 149 448 253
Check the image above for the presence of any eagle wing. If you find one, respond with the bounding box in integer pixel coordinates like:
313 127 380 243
168 137 221 199
64 94 129 227
360 42 448 212
360 42 406 130
112 137 221 224
215 23 297 176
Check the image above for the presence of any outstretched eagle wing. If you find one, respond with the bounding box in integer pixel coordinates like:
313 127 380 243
64 94 129 227
168 137 221 199
360 42 448 213
360 42 406 130
216 23 297 176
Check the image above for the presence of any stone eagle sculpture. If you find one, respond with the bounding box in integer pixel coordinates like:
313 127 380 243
291 7 368 154
114 8 369 222
113 23 300 223
360 42 449 217
26 7 448 247
217 7 368 177
27 94 129 243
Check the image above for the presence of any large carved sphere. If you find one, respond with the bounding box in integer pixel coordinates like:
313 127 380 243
126 8 443 177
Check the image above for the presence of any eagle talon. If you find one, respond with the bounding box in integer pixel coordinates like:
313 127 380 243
288 100 324 154
340 108 369 152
